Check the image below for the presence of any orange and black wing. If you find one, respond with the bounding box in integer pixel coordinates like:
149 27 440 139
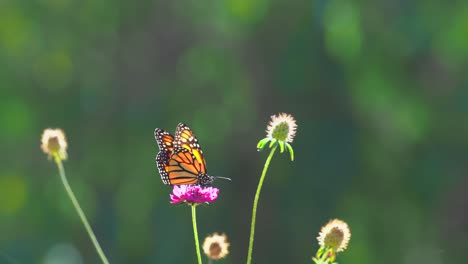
154 128 174 184
173 123 207 174
166 148 205 185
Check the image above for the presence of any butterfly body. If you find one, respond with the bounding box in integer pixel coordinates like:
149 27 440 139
154 123 214 186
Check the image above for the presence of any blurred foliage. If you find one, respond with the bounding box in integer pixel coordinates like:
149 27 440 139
1 0 468 263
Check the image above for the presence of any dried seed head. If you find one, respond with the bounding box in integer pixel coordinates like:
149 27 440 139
317 219 351 252
266 113 297 143
41 128 68 161
202 232 230 260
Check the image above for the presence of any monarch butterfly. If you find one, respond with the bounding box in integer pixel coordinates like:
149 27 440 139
154 123 229 186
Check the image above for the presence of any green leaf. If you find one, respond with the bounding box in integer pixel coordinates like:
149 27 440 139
279 141 285 153
286 143 294 161
268 138 277 148
256 138 269 150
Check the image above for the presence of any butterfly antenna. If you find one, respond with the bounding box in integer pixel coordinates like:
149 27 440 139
213 176 232 181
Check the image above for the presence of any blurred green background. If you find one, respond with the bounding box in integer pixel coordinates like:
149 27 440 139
1 0 467 263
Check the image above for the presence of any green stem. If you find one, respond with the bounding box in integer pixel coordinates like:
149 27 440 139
54 156 110 264
191 205 203 264
246 146 277 264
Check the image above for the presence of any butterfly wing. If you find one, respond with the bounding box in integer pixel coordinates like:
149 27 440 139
166 148 204 185
154 128 175 185
173 123 207 174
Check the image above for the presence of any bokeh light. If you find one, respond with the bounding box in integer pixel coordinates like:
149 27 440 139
43 243 83 264
1 0 467 263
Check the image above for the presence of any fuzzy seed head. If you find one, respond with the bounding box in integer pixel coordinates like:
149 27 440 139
41 128 68 160
266 113 297 143
202 232 230 260
317 219 351 252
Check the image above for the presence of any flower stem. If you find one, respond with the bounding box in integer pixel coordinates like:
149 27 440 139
246 145 277 264
54 155 110 264
191 205 203 264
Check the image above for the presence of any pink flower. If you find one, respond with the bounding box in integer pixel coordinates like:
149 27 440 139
170 185 219 205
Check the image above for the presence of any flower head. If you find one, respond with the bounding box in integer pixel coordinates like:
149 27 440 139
41 128 68 161
170 185 219 205
203 232 230 260
266 113 297 143
257 113 297 160
317 219 351 252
